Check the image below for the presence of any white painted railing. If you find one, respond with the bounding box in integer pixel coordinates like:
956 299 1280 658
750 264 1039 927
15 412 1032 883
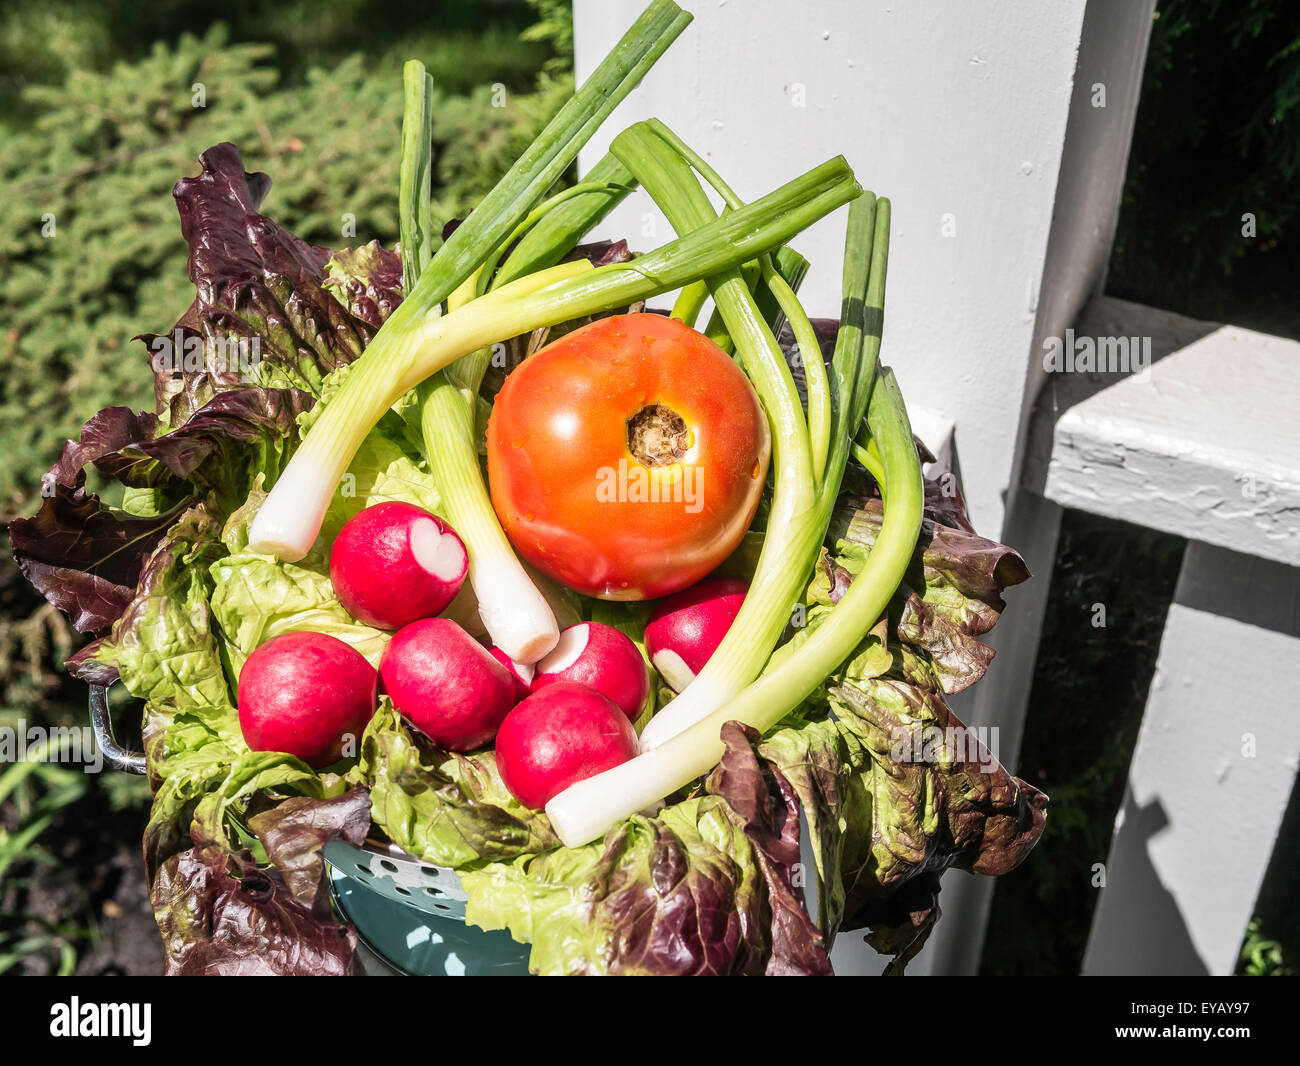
573 0 1298 975
1038 298 1300 975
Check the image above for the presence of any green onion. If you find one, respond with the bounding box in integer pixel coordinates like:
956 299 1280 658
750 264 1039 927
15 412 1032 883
852 437 888 492
764 263 831 484
700 260 761 353
669 279 710 325
473 180 634 301
248 152 858 562
398 61 436 292
546 368 924 846
494 153 639 288
752 245 810 338
819 196 890 516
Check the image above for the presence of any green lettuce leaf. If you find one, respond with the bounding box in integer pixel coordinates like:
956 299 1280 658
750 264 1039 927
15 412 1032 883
462 796 769 976
76 506 233 708
358 700 557 868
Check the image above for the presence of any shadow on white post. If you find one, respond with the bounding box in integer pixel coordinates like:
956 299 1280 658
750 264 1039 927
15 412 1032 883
1083 545 1300 975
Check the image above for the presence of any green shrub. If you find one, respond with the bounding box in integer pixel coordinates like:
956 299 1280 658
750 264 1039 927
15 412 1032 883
1109 0 1300 339
0 24 566 513
0 2 548 126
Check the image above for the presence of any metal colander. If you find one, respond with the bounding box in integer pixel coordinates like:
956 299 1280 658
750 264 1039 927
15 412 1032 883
90 684 532 975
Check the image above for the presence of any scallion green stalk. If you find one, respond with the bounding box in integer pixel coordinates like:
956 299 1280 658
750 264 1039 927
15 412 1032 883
473 180 633 300
763 264 831 484
669 279 710 325
398 61 436 292
751 245 810 338
493 153 638 288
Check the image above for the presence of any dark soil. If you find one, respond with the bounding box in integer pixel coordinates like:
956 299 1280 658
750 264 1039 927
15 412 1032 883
3 783 162 976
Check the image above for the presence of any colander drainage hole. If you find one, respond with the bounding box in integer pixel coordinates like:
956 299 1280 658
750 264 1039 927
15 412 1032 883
355 864 373 879
395 886 411 897
379 859 399 873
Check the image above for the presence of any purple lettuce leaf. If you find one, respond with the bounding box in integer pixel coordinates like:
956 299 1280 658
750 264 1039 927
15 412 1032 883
707 721 832 976
151 842 356 976
8 387 310 649
859 871 942 977
323 241 405 329
248 787 373 906
815 487 1031 695
163 142 391 407
9 142 401 650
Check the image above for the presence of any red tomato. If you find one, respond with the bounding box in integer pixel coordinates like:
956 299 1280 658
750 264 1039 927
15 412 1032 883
487 313 770 600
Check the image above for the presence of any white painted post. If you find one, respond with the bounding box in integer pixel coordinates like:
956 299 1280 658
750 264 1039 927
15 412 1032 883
573 0 1156 973
919 0 1157 976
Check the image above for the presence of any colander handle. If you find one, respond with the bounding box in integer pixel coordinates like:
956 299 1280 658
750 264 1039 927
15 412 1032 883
89 684 147 775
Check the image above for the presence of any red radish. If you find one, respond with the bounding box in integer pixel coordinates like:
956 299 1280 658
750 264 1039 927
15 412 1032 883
495 683 639 809
644 576 749 692
489 647 534 703
330 501 468 630
238 631 377 769
530 621 649 721
380 618 515 751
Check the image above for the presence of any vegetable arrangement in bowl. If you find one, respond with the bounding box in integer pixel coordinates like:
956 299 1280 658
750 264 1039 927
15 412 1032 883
8 0 1046 976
